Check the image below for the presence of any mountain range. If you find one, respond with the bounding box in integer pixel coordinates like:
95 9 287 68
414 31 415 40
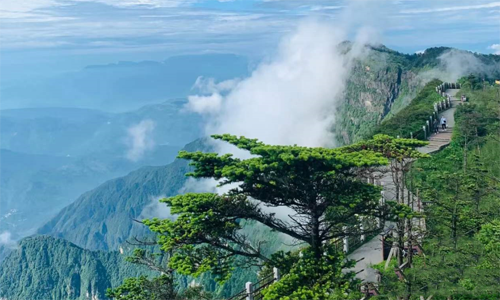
1 46 499 300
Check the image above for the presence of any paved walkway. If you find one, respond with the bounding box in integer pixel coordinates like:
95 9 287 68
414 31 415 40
348 88 459 283
418 88 459 154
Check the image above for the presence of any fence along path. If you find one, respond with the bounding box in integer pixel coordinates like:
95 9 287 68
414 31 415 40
226 82 460 299
347 83 460 287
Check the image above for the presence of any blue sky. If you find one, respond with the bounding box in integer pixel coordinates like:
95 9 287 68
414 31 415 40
0 0 499 75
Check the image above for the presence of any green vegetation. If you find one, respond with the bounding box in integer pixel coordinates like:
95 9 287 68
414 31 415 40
106 249 214 300
337 46 500 145
5 46 499 300
37 139 208 251
108 134 431 300
337 46 420 144
373 78 500 299
373 79 443 139
0 236 153 300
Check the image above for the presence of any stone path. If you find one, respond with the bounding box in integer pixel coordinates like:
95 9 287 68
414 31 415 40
348 88 460 283
418 88 459 154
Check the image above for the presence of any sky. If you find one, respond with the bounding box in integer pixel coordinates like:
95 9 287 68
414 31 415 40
0 0 499 75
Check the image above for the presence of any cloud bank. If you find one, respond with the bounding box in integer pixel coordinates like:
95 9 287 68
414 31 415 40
0 231 17 249
139 195 172 220
489 44 500 54
125 120 156 161
420 49 500 82
186 20 354 149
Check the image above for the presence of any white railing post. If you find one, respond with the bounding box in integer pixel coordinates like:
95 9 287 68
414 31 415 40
273 267 280 282
246 282 254 300
378 190 385 228
343 226 349 253
360 217 366 242
423 126 427 140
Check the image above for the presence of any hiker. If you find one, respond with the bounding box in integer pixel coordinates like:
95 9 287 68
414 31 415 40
433 118 439 134
441 117 447 130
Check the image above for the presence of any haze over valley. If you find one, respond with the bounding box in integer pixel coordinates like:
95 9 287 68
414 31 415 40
0 0 499 299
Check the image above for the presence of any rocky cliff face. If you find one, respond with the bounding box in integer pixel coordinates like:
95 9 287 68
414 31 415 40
335 45 500 145
336 47 422 145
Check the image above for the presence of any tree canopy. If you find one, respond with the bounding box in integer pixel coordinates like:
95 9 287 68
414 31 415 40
138 134 427 298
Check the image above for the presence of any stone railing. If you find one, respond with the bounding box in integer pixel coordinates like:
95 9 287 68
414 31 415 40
405 82 459 140
227 268 280 300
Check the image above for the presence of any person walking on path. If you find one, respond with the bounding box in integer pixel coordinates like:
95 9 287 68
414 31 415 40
433 118 439 134
441 116 447 130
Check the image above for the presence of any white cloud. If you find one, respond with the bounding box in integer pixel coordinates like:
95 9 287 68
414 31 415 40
192 76 239 94
186 93 224 114
0 0 60 13
125 120 156 161
186 20 355 148
0 231 17 249
139 195 172 220
419 49 500 82
401 2 500 14
309 5 343 11
489 44 500 54
73 0 197 8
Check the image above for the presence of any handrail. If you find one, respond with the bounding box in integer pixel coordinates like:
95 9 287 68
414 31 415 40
403 82 459 141
226 272 277 300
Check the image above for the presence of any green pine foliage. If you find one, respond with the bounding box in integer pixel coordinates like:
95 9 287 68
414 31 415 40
135 133 431 299
373 78 500 299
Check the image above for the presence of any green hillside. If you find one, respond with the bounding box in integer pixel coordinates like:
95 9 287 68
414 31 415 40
336 46 500 144
373 78 443 139
37 139 208 251
4 46 499 300
372 78 500 299
0 236 153 300
0 100 202 245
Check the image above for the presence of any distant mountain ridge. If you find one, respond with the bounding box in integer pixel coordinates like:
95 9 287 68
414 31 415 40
2 45 499 300
0 98 203 243
0 53 250 111
37 139 208 251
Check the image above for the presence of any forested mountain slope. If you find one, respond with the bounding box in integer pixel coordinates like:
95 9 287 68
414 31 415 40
370 78 500 299
37 139 207 251
0 236 151 300
0 99 202 243
4 47 499 300
336 46 500 144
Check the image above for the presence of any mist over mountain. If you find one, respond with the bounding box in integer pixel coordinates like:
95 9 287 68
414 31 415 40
2 0 500 298
20 45 500 253
0 99 203 244
0 54 249 112
37 139 208 251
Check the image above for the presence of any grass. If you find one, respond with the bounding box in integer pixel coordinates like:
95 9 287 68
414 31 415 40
373 79 443 139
